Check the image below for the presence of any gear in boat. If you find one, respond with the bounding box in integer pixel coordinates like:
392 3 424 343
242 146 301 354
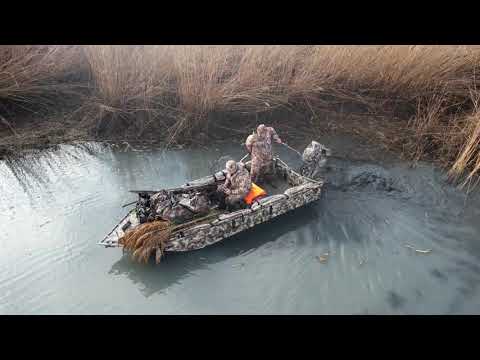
132 160 272 228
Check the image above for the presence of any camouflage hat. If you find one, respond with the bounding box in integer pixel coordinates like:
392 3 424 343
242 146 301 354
226 160 237 173
257 124 266 133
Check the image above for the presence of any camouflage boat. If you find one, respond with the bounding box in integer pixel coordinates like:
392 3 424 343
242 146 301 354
99 151 325 253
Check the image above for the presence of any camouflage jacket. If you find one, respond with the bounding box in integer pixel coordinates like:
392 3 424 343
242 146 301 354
177 192 210 214
151 191 209 223
224 164 252 196
150 190 175 214
300 141 331 179
245 127 281 163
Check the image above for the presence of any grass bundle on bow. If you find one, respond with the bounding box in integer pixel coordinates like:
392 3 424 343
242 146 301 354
119 220 172 264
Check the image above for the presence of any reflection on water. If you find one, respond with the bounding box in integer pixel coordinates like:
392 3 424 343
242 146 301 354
108 204 320 298
1 138 480 314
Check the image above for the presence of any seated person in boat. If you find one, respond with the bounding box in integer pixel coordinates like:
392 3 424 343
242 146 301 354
217 160 252 211
245 124 282 183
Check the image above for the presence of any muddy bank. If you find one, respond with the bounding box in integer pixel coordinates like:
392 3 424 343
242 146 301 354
0 123 86 159
0 104 410 166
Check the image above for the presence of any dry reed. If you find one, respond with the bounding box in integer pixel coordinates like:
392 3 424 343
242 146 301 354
0 46 86 108
3 45 480 185
119 220 172 264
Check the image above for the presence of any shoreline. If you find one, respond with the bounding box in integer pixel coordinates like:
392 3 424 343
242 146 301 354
0 105 411 168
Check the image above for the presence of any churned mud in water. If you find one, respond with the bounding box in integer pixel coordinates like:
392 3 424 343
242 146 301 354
1 136 480 314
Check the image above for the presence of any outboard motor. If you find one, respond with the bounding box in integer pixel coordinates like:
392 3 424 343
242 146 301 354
300 141 332 179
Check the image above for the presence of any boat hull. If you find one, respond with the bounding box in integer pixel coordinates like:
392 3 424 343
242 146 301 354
99 158 324 252
165 181 322 252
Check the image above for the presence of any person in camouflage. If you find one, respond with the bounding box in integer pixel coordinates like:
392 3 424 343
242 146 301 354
217 160 252 210
300 141 332 179
245 124 282 183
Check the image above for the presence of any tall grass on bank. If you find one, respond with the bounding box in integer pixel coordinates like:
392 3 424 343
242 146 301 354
84 45 480 119
83 46 175 109
81 45 182 137
0 46 86 109
2 45 480 185
449 91 480 187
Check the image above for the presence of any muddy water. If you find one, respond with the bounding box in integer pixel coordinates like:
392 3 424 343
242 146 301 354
1 138 480 314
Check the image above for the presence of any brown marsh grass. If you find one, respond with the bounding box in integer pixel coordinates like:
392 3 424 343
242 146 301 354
0 46 87 108
2 45 480 185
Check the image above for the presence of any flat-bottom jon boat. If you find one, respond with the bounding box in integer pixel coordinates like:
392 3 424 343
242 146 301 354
99 156 324 254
